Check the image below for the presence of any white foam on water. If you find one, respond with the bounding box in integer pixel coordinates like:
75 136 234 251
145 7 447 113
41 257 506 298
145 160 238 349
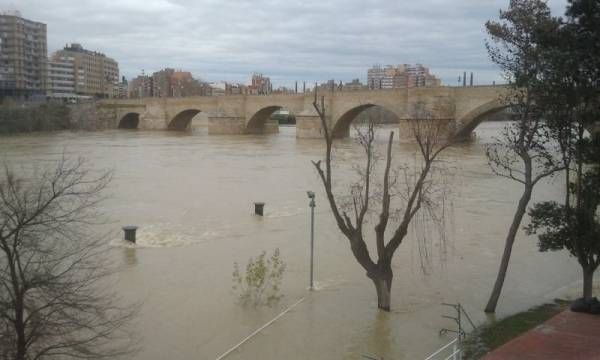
109 224 222 248
265 206 306 219
306 278 347 291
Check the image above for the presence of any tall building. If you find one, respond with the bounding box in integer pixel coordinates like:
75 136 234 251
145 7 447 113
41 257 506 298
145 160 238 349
367 65 386 89
48 43 118 98
0 11 47 99
367 64 441 89
112 76 128 99
47 55 78 98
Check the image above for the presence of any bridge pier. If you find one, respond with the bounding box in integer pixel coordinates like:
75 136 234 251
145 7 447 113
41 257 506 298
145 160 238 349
246 119 279 134
208 116 246 135
397 119 456 141
296 106 330 139
296 114 323 138
263 119 279 134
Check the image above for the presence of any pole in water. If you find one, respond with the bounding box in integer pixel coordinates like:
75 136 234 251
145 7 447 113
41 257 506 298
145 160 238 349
122 226 138 243
254 202 265 216
307 191 316 290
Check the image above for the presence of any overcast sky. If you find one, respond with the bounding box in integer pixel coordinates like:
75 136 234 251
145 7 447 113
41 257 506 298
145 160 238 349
5 0 568 86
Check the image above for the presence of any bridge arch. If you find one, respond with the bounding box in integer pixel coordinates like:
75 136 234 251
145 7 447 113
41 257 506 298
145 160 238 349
118 113 140 129
246 105 284 134
168 109 202 131
454 99 507 139
332 104 400 138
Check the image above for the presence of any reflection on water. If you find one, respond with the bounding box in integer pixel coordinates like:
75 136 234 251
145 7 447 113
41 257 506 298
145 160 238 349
0 122 582 359
123 247 138 266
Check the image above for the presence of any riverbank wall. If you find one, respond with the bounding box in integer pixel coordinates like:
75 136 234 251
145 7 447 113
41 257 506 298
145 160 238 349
0 101 115 134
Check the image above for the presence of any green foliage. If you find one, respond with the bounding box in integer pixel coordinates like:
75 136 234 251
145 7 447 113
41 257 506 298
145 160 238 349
527 136 600 276
232 248 286 307
527 167 600 261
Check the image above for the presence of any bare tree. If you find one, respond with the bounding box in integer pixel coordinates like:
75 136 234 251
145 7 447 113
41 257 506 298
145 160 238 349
311 90 452 311
483 0 564 313
0 157 137 360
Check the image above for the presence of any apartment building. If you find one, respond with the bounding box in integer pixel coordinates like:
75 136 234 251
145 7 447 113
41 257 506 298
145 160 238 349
0 11 47 98
367 64 441 89
151 68 207 97
47 55 81 98
128 74 153 98
49 43 118 98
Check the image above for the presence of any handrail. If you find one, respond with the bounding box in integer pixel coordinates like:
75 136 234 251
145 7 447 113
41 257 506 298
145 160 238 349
444 349 461 360
424 338 458 360
215 297 305 360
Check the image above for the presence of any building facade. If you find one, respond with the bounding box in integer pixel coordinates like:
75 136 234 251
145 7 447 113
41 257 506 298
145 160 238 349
150 68 208 98
152 68 208 97
367 64 441 89
48 43 118 98
248 73 271 95
0 11 47 99
112 76 128 99
128 74 153 98
47 55 80 98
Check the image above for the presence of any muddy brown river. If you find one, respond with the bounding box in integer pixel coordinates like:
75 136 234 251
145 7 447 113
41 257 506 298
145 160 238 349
0 122 584 359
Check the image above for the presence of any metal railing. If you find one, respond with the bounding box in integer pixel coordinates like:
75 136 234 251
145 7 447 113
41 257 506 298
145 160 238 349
424 302 477 360
424 338 461 360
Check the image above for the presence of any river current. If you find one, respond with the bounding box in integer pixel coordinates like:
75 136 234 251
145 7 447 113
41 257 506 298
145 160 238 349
0 122 583 359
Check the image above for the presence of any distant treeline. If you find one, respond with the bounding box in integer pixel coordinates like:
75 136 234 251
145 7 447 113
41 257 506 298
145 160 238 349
0 103 71 134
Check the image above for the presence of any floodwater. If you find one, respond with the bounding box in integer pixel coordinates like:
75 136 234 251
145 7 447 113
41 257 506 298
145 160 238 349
0 121 586 359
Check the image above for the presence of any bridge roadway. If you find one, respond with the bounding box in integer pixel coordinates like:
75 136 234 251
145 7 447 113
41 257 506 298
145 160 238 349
97 85 509 139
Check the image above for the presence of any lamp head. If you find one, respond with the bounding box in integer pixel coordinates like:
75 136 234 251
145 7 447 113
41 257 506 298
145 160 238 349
307 191 315 199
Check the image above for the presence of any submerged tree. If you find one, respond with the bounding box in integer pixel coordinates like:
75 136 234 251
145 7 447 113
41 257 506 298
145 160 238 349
483 0 563 313
311 90 452 311
0 158 137 360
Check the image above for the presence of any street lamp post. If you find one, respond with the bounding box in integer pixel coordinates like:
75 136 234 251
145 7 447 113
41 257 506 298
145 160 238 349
307 191 316 290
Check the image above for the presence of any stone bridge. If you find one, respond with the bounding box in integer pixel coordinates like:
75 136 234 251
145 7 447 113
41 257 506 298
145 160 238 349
97 85 509 139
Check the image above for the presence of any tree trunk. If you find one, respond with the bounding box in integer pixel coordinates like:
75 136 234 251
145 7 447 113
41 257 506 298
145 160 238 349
371 265 393 312
485 186 533 313
15 302 26 360
583 267 594 300
373 278 392 311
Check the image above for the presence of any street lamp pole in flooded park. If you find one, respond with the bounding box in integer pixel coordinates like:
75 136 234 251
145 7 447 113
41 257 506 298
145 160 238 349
307 191 316 290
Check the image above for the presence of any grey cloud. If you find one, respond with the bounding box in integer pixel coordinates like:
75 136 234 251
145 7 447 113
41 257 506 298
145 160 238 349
6 0 568 86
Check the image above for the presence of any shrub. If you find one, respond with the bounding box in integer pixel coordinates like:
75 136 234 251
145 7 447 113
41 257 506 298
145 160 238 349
232 248 286 306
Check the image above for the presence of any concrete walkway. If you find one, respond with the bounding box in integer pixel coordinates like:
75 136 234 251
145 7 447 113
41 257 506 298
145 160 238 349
482 310 600 359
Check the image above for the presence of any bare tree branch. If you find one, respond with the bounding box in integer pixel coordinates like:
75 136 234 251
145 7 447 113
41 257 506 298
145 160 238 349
0 157 138 360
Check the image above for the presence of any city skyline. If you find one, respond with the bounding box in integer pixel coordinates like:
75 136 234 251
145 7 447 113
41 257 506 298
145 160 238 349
6 0 568 86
